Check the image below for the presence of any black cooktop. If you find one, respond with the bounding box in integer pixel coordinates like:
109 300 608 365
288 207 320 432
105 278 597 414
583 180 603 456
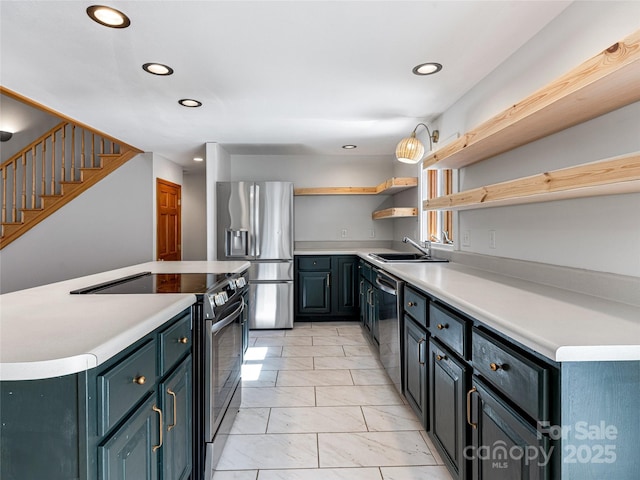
70 272 230 295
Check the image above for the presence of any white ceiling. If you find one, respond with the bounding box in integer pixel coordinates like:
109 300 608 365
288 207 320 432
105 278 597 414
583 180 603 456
0 1 572 168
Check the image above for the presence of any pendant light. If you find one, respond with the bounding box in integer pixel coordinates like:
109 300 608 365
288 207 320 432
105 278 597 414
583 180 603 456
395 123 439 164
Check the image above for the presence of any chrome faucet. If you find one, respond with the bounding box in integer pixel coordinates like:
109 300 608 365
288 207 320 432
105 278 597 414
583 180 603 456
402 236 431 257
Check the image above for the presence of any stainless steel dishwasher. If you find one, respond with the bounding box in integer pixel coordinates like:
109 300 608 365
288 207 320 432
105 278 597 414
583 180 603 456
374 268 404 395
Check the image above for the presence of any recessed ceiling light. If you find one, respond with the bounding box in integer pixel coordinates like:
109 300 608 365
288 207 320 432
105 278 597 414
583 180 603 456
342 145 357 149
179 99 202 108
193 157 204 162
142 63 174 76
412 62 443 76
86 5 131 28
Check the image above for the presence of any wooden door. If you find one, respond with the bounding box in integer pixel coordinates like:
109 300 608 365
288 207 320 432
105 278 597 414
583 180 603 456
157 179 181 261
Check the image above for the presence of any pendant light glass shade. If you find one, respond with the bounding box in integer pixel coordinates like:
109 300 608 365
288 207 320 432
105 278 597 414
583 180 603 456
395 132 425 164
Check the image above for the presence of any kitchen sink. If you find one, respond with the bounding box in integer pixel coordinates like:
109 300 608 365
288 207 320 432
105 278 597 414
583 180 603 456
368 252 449 263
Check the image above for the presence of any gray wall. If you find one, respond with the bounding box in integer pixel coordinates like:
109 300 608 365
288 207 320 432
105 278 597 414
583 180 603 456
182 171 207 260
229 153 396 243
0 94 61 163
434 1 640 277
0 154 154 293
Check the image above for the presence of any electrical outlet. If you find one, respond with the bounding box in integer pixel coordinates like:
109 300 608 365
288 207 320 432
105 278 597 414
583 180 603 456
462 231 471 247
369 229 376 238
489 230 496 249
341 229 348 238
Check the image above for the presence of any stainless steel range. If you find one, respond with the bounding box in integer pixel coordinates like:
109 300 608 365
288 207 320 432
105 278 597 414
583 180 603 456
70 270 249 480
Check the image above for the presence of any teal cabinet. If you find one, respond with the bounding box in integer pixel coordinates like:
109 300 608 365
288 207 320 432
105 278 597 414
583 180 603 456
335 256 359 317
297 270 331 313
358 259 379 346
429 338 469 480
0 309 193 480
469 378 548 480
404 314 428 426
99 393 160 480
295 255 359 320
160 357 192 480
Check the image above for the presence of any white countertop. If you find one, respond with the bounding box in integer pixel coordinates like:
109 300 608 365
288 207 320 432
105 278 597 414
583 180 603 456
297 249 640 363
0 261 249 381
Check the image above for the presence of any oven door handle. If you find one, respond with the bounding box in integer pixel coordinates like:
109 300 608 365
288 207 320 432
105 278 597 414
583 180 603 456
210 300 245 334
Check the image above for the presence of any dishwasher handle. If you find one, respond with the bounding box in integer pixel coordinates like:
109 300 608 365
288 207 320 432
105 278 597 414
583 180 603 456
375 274 398 296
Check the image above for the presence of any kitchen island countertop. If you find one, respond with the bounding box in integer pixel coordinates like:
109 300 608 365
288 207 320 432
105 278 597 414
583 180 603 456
0 261 249 381
296 248 640 363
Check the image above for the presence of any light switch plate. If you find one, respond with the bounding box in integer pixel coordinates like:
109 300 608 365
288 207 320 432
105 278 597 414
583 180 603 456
489 230 496 249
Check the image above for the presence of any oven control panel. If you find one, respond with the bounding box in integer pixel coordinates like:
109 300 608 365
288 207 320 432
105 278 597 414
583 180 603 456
203 274 248 319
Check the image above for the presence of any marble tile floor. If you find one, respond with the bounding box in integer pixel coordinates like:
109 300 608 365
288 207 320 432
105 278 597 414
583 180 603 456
211 321 454 480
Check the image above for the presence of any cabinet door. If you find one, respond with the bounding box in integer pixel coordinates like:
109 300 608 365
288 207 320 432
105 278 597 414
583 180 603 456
370 286 380 346
297 270 331 314
334 256 359 316
429 339 468 480
99 393 160 480
359 278 367 327
403 317 428 426
469 379 548 480
161 357 192 480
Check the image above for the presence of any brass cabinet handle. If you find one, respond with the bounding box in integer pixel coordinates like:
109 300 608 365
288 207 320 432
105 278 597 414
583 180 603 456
152 405 163 452
436 354 446 361
326 273 331 288
133 375 146 385
407 301 416 307
466 387 477 429
490 362 503 371
437 323 448 330
418 338 426 365
167 389 177 431
178 337 188 344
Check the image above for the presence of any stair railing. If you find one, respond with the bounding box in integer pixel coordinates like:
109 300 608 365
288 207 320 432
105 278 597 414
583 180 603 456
0 121 121 225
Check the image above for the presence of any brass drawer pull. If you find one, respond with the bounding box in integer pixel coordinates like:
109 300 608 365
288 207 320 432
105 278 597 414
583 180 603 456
178 337 189 344
490 362 504 371
436 354 446 361
167 389 177 431
437 323 448 330
407 301 417 307
133 375 146 385
466 387 477 429
152 405 163 452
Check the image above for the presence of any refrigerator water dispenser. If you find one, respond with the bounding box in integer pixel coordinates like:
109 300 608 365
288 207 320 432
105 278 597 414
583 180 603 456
226 229 248 256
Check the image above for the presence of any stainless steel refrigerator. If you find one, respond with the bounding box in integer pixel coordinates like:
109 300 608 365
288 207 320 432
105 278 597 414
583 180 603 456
216 181 294 329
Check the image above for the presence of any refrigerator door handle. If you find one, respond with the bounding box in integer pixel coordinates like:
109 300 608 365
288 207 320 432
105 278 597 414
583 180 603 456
253 182 261 258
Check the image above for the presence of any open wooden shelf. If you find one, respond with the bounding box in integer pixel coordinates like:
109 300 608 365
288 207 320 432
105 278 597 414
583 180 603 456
294 177 417 196
423 29 640 170
423 153 640 211
372 207 418 220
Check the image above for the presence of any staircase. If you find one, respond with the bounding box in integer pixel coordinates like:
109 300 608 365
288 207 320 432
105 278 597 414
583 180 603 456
0 121 142 249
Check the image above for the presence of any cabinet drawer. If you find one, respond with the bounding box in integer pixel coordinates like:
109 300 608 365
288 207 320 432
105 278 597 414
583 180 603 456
98 340 157 435
404 286 427 328
430 303 469 359
472 327 549 422
159 313 191 376
359 261 375 283
297 256 331 270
